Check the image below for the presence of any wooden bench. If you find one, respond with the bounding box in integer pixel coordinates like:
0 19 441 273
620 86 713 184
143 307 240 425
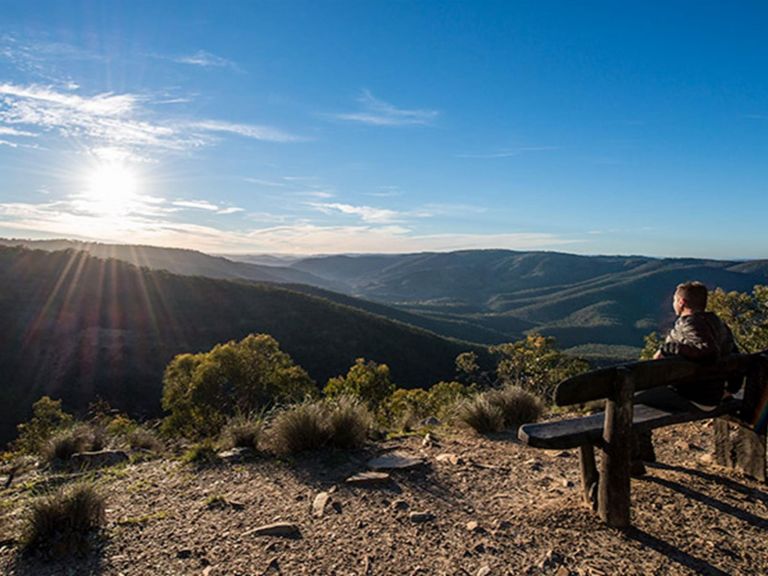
518 351 768 528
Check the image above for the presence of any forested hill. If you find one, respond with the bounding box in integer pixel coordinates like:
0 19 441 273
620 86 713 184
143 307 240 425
0 246 478 445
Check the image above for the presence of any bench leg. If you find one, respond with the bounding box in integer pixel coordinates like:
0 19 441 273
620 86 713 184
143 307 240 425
579 445 598 511
598 369 634 528
714 417 767 483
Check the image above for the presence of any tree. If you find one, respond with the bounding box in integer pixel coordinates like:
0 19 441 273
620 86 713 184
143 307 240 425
162 334 316 437
490 333 589 401
13 396 73 454
324 358 395 409
639 331 664 360
708 285 768 353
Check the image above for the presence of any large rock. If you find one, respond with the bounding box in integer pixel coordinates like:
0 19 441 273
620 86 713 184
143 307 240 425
71 449 129 469
367 452 425 471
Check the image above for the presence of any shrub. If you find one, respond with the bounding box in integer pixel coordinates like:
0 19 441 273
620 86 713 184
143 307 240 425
182 440 220 466
42 425 97 464
22 483 105 557
162 334 316 438
455 396 505 434
221 416 262 450
105 414 138 437
13 397 73 454
485 385 544 429
324 358 395 410
325 396 372 449
377 388 433 431
128 427 163 452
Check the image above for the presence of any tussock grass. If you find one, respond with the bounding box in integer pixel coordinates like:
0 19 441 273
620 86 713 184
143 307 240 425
455 396 505 433
182 440 220 466
221 416 262 450
268 401 328 455
128 427 163 452
21 483 105 557
325 396 372 449
42 425 98 464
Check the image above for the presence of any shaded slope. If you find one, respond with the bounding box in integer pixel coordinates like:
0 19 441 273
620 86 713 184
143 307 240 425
0 247 480 445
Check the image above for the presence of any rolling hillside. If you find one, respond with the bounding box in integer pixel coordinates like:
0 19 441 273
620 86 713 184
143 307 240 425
0 246 480 445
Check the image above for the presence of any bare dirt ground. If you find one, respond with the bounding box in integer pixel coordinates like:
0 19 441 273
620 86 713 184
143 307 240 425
2 419 767 576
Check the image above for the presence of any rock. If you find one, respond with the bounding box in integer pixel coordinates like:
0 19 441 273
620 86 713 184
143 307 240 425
555 450 572 458
176 549 193 559
216 447 252 463
435 453 462 465
539 550 565 569
367 452 425 471
243 522 301 538
262 557 280 574
345 471 391 486
555 567 570 576
561 478 574 488
392 499 410 511
312 492 332 518
477 566 492 576
71 449 129 469
409 511 435 523
422 433 434 447
466 520 484 533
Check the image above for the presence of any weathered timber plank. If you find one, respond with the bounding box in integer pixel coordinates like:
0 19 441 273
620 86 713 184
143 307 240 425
714 417 767 483
555 353 764 406
579 445 598 511
518 400 741 450
741 355 768 435
598 369 634 527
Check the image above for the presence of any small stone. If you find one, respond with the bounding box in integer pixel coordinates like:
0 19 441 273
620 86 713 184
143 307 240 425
477 566 491 576
555 450 572 458
262 558 280 574
202 568 213 576
555 567 570 576
177 549 193 559
70 449 129 469
243 522 300 538
216 447 252 463
345 471 391 486
495 520 512 530
409 511 435 523
312 492 332 518
561 478 574 488
367 452 425 471
699 453 713 464
421 416 441 427
435 453 462 465
473 543 486 554
539 550 565 569
466 520 484 533
392 499 410 511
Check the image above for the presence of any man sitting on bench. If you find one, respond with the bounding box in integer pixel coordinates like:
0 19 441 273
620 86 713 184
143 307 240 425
632 281 739 474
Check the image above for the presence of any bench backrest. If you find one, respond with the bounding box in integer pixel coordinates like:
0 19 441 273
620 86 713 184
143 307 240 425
555 352 767 405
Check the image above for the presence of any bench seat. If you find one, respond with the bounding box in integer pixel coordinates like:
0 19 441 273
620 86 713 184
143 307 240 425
519 398 742 450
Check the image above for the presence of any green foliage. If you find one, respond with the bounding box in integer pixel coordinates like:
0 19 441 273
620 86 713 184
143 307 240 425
22 482 106 557
162 333 316 438
377 380 475 430
639 331 664 360
490 333 589 401
221 416 263 450
708 285 768 353
13 397 73 454
105 414 138 438
182 440 220 467
455 351 480 382
324 358 395 410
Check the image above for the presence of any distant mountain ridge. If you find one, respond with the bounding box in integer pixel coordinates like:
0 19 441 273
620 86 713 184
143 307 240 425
0 246 478 445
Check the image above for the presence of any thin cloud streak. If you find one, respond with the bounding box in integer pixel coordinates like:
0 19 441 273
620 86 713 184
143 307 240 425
170 50 239 70
456 146 559 159
331 90 438 126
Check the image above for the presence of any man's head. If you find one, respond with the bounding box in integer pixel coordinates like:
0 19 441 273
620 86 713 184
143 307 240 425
673 281 708 316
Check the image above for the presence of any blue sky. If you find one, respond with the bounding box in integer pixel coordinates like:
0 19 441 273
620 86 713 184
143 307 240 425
0 1 766 257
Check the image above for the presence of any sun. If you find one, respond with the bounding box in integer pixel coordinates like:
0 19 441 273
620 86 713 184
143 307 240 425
79 161 142 216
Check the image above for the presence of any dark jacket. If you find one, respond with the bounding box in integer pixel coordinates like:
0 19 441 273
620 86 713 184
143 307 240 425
660 311 739 405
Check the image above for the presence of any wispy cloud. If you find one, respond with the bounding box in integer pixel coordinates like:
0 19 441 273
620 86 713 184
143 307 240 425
0 83 304 160
456 146 559 159
310 202 403 224
171 200 244 214
170 50 239 71
331 90 438 126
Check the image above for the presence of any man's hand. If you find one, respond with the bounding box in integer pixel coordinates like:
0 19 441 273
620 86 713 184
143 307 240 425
653 349 664 360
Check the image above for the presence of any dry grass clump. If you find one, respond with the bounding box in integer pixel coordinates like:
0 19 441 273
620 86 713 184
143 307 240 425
268 401 328 455
42 425 99 464
455 396 505 433
485 385 544 429
221 416 263 450
456 385 543 434
21 483 105 557
128 427 163 452
324 396 373 449
268 398 372 455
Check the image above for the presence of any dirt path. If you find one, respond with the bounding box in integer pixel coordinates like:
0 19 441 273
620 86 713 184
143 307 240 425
2 421 767 575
